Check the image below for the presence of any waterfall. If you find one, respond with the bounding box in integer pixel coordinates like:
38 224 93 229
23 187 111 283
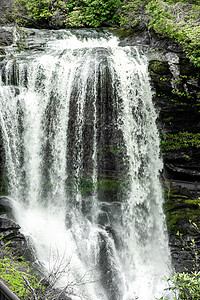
0 28 171 300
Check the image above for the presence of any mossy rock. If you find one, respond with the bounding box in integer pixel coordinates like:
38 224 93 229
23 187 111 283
148 60 171 76
0 179 8 196
0 29 13 47
0 197 13 214
66 177 128 201
179 57 200 77
166 206 200 235
164 187 200 234
108 28 133 39
97 179 128 202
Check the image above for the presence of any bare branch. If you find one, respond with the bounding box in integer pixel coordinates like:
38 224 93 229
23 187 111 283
23 276 38 300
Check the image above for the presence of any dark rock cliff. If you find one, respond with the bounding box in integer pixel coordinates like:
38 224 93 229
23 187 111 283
146 33 200 273
115 24 200 272
0 196 34 260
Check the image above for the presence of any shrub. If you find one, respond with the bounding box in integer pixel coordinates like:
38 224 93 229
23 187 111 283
11 0 122 28
146 0 200 67
163 271 200 299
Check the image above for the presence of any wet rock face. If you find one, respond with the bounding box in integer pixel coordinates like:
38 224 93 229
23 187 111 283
149 54 200 182
0 196 34 260
98 232 124 300
0 129 8 196
163 183 200 272
0 27 14 57
0 196 13 214
147 38 200 272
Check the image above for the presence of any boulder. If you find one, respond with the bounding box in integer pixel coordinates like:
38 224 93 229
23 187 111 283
0 28 13 47
0 196 13 214
0 217 20 230
0 196 34 260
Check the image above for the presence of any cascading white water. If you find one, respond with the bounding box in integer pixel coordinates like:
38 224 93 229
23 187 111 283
0 28 171 300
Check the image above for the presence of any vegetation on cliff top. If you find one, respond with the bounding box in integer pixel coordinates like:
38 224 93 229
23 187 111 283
120 0 200 67
10 0 122 28
146 0 200 67
5 0 200 66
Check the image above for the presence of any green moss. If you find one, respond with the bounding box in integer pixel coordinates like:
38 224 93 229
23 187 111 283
66 177 128 198
185 199 200 205
168 194 188 199
106 146 126 154
0 243 40 299
161 131 200 151
166 207 200 234
159 76 168 81
0 259 38 298
157 92 190 105
163 116 174 121
109 28 133 38
78 178 95 195
171 89 194 99
149 60 170 75
164 186 200 234
152 60 162 70
97 179 126 192
180 74 188 79
0 242 64 300
172 79 182 84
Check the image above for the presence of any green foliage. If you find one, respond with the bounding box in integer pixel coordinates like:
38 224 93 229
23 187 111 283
12 0 53 24
0 244 39 299
0 241 79 299
161 132 200 151
166 271 200 299
12 0 122 27
0 257 38 298
146 0 200 67
177 224 200 269
171 89 194 99
118 0 150 27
